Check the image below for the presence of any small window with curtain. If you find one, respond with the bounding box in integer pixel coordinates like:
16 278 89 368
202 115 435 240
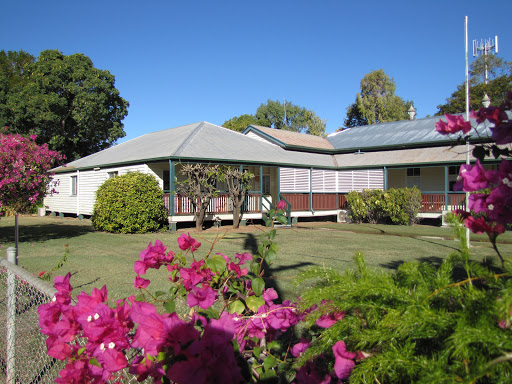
107 171 118 179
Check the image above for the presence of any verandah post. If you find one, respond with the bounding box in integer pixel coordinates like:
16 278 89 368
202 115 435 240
444 166 449 211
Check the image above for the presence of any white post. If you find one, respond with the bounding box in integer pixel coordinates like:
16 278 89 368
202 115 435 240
6 247 17 384
464 16 471 248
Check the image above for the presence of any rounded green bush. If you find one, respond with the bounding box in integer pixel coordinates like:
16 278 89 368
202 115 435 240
92 172 167 234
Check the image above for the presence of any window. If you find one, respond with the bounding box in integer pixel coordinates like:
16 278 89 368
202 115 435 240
107 171 118 179
407 168 420 177
406 168 420 188
70 176 77 196
262 175 271 194
163 170 170 191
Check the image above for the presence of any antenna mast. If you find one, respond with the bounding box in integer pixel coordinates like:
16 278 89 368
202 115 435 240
473 35 498 84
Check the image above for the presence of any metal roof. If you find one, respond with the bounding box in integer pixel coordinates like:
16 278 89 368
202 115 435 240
333 145 479 169
327 115 492 152
55 122 336 172
244 125 334 150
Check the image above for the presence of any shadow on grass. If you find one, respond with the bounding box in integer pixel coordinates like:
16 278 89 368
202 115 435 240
0 222 95 243
242 233 314 304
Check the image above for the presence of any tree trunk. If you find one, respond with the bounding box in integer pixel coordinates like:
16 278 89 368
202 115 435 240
233 205 240 228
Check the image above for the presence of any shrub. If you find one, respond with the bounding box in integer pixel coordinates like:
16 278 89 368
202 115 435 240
347 188 421 225
92 172 167 233
385 187 421 225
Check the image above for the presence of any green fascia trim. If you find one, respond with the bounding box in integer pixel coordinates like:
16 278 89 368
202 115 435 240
242 127 287 147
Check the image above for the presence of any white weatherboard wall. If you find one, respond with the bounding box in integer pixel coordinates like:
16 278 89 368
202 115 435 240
280 168 384 193
44 164 161 216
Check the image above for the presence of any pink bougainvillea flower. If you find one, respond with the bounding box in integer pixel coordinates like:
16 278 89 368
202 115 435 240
470 106 506 125
454 160 495 192
133 275 150 289
129 355 165 382
464 216 505 236
277 200 287 210
332 340 356 379
134 240 174 275
291 338 311 357
262 287 279 305
38 271 46 277
187 285 217 309
295 360 331 384
435 114 471 135
490 120 512 145
177 233 201 252
235 252 253 264
315 311 346 328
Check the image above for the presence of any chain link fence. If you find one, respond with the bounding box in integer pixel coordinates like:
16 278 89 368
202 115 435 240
0 250 149 384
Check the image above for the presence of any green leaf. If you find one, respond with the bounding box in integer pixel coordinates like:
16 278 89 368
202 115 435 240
155 290 166 298
89 357 101 367
276 215 287 224
228 300 246 314
206 254 226 273
267 341 281 351
268 229 276 240
246 296 265 312
77 347 86 356
253 346 261 359
163 300 176 313
252 277 265 296
264 355 277 371
250 261 260 276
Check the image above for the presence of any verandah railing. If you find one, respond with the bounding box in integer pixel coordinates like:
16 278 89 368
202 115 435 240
280 193 464 213
163 193 261 215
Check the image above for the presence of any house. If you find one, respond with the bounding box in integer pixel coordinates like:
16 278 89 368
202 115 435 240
44 117 496 228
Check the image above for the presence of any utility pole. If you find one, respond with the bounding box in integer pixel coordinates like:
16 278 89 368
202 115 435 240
473 35 498 84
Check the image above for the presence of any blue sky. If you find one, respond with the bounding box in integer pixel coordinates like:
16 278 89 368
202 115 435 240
1 0 511 141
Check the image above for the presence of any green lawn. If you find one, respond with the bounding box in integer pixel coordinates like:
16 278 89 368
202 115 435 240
1 216 510 302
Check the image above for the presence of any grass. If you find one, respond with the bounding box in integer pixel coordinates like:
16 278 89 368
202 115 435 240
0 215 510 303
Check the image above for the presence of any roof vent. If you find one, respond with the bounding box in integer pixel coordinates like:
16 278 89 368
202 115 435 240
408 106 416 120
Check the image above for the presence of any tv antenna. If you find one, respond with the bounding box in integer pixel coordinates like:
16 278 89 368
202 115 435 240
473 35 498 84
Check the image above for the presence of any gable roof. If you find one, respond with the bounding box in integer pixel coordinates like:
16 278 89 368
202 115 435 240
55 121 337 172
243 125 334 150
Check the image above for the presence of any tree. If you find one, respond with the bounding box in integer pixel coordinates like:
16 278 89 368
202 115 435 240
176 163 220 230
469 54 512 85
219 166 254 228
437 74 512 115
437 55 512 115
222 114 258 132
1 49 129 161
255 99 326 136
343 69 414 127
0 50 35 126
0 132 64 252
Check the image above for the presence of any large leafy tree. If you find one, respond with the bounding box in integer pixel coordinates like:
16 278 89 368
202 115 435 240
223 100 326 136
219 166 254 228
343 69 413 128
222 114 259 132
437 55 512 115
1 50 129 161
255 99 326 136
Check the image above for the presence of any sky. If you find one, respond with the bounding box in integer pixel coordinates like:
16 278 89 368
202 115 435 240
1 0 511 142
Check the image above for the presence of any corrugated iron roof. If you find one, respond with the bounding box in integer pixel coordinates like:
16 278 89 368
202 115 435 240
55 122 336 172
333 145 478 168
327 115 492 151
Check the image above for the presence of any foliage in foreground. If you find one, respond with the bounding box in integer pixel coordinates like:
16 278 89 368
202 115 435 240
295 221 512 383
92 172 167 234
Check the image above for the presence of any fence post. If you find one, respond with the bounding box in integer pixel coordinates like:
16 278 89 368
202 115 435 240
6 247 17 384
